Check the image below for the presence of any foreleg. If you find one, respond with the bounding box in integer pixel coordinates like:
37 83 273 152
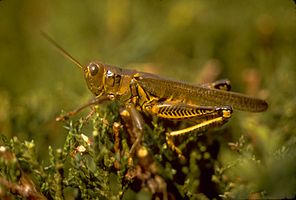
56 95 111 121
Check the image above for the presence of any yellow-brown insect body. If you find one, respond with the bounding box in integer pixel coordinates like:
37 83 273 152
137 77 268 112
84 62 137 101
42 32 268 159
83 61 268 115
83 62 105 96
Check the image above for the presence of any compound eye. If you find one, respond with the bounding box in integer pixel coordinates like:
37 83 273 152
89 63 99 76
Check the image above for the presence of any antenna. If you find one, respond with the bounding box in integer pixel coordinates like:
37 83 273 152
41 31 83 69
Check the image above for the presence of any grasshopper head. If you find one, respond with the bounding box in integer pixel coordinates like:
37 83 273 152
84 62 105 96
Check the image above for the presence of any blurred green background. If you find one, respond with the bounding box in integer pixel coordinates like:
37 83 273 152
0 0 296 198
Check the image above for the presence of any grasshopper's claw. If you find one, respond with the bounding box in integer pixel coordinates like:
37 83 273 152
166 133 186 161
56 110 76 121
56 115 68 121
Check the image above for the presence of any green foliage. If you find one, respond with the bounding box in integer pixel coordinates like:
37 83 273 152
0 107 128 199
216 61 296 199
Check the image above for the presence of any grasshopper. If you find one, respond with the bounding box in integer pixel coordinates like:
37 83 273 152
43 33 268 158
